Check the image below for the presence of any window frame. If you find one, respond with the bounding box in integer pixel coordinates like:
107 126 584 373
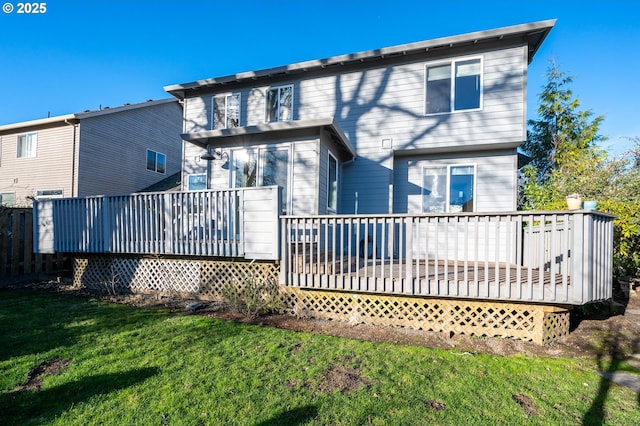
17 132 38 158
424 56 483 116
229 145 293 214
266 84 294 123
327 151 338 213
36 189 64 200
212 92 241 129
0 192 16 207
421 163 476 213
146 149 166 174
187 174 207 191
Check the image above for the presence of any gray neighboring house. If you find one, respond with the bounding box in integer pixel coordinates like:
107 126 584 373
0 98 182 207
165 20 555 216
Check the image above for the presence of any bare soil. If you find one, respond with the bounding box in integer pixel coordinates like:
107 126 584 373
10 279 640 361
20 358 70 391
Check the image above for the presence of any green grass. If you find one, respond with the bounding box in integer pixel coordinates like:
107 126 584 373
1 289 637 425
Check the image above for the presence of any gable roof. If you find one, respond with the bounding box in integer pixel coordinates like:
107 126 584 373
0 98 177 135
165 19 556 99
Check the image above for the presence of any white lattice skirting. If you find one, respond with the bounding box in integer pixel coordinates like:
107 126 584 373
73 255 569 344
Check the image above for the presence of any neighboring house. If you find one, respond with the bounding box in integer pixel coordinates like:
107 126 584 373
165 20 555 216
0 99 182 206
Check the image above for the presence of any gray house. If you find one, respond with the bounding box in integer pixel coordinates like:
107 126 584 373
34 20 616 343
165 21 555 216
0 99 182 206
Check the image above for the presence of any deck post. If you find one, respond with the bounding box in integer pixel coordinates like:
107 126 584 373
571 212 585 304
102 197 111 253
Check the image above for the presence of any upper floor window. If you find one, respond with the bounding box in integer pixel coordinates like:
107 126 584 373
17 132 37 158
213 93 240 129
146 149 166 174
266 84 293 122
425 58 482 115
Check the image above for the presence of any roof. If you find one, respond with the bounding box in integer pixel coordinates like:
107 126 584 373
138 172 182 193
0 98 178 134
165 19 556 99
182 117 356 162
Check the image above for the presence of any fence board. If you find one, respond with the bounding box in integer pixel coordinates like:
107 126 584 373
0 207 68 284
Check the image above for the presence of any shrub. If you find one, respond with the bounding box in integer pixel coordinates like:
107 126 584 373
221 270 284 318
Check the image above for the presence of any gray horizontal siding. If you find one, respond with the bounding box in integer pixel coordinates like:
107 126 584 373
77 101 182 196
393 149 518 214
181 43 528 214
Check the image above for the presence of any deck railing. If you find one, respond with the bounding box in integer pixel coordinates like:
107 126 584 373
34 187 281 260
280 211 614 305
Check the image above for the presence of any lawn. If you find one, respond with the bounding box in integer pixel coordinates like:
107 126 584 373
0 288 637 425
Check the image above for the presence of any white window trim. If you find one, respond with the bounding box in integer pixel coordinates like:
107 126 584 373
211 92 241 130
421 163 477 213
228 145 293 214
146 149 166 174
424 56 483 116
265 84 294 123
17 131 38 158
35 189 64 200
327 151 338 213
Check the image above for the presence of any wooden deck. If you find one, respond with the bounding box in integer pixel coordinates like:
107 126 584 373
289 256 573 302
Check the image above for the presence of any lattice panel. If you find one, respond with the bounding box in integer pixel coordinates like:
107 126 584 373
542 310 571 344
279 287 567 344
73 256 278 299
73 255 569 344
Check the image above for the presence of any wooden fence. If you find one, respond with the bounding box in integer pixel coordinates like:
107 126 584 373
0 207 67 285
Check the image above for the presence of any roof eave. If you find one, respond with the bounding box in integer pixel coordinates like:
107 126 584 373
165 19 556 98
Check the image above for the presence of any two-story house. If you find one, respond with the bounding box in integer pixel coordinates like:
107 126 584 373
0 98 182 206
165 20 555 216
36 19 617 343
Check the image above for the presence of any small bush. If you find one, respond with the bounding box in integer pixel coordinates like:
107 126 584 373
221 271 283 318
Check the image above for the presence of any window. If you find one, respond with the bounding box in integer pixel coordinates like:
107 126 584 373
328 153 338 211
0 192 15 207
17 132 37 158
146 149 166 174
261 148 289 212
187 174 207 190
231 147 291 213
425 58 481 114
36 189 63 199
213 93 240 129
422 164 475 213
266 85 293 122
233 149 258 188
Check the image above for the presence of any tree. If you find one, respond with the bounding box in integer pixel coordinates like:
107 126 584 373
521 64 640 279
521 64 605 183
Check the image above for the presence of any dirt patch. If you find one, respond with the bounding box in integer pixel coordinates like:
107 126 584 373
11 279 640 360
316 365 371 394
512 393 539 415
424 399 447 411
20 357 70 391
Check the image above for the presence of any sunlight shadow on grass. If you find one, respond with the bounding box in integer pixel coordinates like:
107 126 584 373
0 366 160 424
255 404 319 425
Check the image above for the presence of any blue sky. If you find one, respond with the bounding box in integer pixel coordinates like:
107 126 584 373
1 0 638 155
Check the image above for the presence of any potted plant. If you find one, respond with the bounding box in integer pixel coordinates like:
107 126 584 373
566 193 582 210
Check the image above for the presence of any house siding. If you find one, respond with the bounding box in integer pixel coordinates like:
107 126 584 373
76 101 183 196
0 124 77 206
393 149 518 213
181 42 527 214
